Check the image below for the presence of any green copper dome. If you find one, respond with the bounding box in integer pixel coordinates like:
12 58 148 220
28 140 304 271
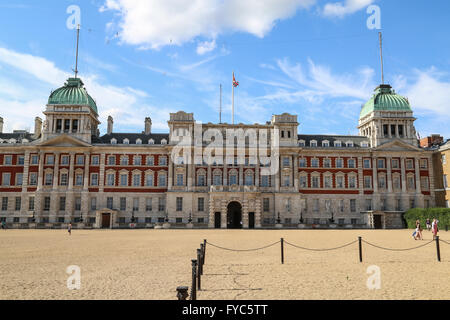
48 77 98 114
360 84 411 119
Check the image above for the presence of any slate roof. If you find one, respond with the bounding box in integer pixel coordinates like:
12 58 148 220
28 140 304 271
0 132 37 144
93 133 170 145
297 134 370 148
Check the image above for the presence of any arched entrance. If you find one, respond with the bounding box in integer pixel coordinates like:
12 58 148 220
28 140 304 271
227 201 242 229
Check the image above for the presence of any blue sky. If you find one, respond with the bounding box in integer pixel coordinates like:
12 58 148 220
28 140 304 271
0 0 449 138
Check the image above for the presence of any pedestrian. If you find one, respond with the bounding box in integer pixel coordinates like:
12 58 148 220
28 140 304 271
426 218 431 231
432 219 439 240
68 222 72 236
1 220 5 230
414 220 423 240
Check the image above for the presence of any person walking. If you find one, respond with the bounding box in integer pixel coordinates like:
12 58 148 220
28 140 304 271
432 219 439 240
414 220 423 240
68 222 72 236
426 218 431 231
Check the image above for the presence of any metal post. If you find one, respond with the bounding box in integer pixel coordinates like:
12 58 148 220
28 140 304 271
176 286 189 300
203 239 207 264
435 236 441 262
358 237 363 263
200 243 205 274
281 238 284 264
191 260 197 300
197 249 202 290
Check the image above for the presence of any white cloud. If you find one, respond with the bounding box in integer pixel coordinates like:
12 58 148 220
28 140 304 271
0 47 170 133
100 0 316 49
323 0 374 18
196 39 216 55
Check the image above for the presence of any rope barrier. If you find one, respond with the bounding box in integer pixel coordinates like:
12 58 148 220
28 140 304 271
439 238 450 245
362 239 434 252
284 240 358 252
206 240 281 252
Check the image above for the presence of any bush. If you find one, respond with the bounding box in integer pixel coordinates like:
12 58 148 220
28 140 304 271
404 208 450 229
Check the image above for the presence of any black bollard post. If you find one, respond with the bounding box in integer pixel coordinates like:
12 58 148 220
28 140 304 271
435 236 441 262
203 239 207 264
200 243 205 275
176 286 189 300
281 238 284 264
197 249 202 290
358 237 363 263
191 260 197 300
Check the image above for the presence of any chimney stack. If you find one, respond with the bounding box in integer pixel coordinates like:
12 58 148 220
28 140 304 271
33 117 42 138
0 117 3 133
145 117 152 135
107 116 114 135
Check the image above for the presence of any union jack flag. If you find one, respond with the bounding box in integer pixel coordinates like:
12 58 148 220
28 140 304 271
233 73 239 87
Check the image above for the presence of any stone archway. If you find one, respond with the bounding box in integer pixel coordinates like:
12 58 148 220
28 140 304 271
227 201 242 229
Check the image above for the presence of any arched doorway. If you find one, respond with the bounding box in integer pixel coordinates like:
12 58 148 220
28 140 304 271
227 201 242 229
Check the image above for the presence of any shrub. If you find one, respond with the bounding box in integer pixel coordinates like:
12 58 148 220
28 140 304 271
404 208 450 229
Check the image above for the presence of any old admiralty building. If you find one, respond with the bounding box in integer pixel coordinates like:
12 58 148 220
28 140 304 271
0 76 436 229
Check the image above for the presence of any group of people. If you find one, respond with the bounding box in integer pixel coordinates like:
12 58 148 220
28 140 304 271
413 218 439 240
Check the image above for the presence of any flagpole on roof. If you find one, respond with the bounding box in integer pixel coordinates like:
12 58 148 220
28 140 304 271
232 71 235 125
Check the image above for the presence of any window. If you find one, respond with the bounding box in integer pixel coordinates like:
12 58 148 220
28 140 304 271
176 197 183 211
323 159 331 168
349 176 357 189
283 157 290 167
133 198 139 211
198 198 205 212
392 159 399 169
31 155 39 165
299 176 307 188
146 198 152 211
312 176 320 188
298 140 305 147
261 175 269 187
29 173 37 186
120 198 127 211
91 156 99 165
44 173 53 186
4 155 12 165
444 175 448 189
133 156 142 166
146 156 154 166
263 198 270 212
282 175 290 187
108 156 116 165
146 174 154 187
420 177 429 190
46 155 54 165
91 198 97 211
158 198 165 212
336 176 344 188
311 159 319 168
334 141 342 147
339 200 344 213
348 159 356 168
410 198 415 209
364 176 372 189
351 219 358 225
44 197 50 211
120 174 128 186
107 197 113 209
120 156 129 166
377 159 385 169
17 156 24 165
60 155 69 165
419 159 428 169
406 159 414 169
133 173 141 186
350 199 356 213
393 176 401 190
28 197 35 211
1 197 8 211
365 199 373 211
75 197 81 211
76 155 84 165
197 174 206 186
313 199 319 213
16 173 23 186
107 173 115 186
378 176 386 189
229 174 237 186
442 154 446 164
176 174 184 186
15 197 21 211
159 157 167 166
324 176 332 188
299 158 307 168
2 172 11 186
159 173 167 187
407 176 415 190
245 173 254 186
310 140 317 147
91 173 99 186
346 141 354 147
336 159 343 168
59 173 68 186
322 141 329 147
75 174 83 186
123 139 130 145
59 197 66 211
363 159 371 169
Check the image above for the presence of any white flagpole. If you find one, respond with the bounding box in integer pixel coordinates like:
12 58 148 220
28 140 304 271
232 71 235 125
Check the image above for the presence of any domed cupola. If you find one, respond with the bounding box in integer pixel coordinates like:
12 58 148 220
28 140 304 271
358 84 417 148
48 77 98 114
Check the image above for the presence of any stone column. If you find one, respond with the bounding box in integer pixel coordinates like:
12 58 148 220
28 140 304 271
275 155 280 192
168 153 173 190
357 156 364 196
66 152 75 221
255 163 260 188
81 152 90 221
293 154 299 190
35 152 45 221
401 156 408 210
208 197 215 228
239 164 243 186
255 198 262 228
49 152 60 223
372 158 379 211
20 151 31 219
415 157 424 208
221 200 227 229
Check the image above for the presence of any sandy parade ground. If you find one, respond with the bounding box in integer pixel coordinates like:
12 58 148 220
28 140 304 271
0 229 449 300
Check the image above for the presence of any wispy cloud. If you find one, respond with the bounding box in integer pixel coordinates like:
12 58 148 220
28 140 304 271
322 0 375 18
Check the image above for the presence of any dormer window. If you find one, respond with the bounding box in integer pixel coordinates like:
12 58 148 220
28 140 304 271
310 140 317 147
148 139 155 145
361 141 369 148
161 139 167 145
111 138 117 145
136 139 142 145
334 141 342 147
322 140 330 147
298 140 305 147
123 138 130 145
346 141 354 147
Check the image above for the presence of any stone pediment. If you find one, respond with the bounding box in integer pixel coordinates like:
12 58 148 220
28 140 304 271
374 139 421 152
37 134 92 147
